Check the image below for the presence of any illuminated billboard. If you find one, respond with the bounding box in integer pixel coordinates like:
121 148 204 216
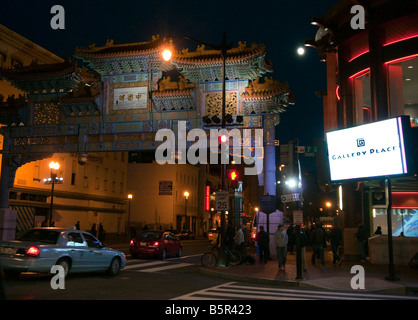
326 116 412 181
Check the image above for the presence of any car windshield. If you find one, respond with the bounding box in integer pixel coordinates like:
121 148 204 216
137 231 162 240
17 229 60 244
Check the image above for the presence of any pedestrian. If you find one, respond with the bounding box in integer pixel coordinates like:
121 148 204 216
310 223 326 266
287 224 295 255
256 226 269 263
241 223 250 248
235 225 246 263
99 223 105 242
329 226 343 266
274 224 288 271
225 222 235 250
91 223 97 237
374 226 382 235
75 221 80 230
356 221 368 262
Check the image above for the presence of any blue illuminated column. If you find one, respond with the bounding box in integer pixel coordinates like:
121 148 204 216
263 115 276 196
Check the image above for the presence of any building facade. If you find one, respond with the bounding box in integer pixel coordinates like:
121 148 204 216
0 24 129 237
307 0 418 261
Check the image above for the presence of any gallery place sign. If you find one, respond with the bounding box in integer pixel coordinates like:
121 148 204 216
326 116 410 181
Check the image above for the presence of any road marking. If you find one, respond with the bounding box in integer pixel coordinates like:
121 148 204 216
123 260 166 270
136 262 193 273
172 282 418 300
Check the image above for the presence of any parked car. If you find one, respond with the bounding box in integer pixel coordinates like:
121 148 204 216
180 230 195 240
207 228 220 245
130 230 182 259
165 228 181 240
0 228 126 278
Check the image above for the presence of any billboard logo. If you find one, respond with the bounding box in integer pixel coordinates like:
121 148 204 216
357 138 366 148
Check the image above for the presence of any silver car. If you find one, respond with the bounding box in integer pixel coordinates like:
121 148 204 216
0 228 126 277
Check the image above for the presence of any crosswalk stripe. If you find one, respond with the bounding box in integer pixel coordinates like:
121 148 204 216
123 261 166 270
172 282 418 300
123 260 194 273
136 262 193 273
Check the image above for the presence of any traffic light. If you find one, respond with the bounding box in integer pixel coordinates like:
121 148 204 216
218 133 229 164
229 169 239 189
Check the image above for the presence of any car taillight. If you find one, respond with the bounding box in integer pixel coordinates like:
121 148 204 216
130 240 134 245
26 246 39 257
152 241 159 247
251 232 256 239
208 233 213 237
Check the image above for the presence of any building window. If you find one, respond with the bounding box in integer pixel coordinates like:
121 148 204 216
353 71 371 125
387 56 418 127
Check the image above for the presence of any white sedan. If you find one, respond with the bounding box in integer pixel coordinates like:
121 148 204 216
0 228 126 277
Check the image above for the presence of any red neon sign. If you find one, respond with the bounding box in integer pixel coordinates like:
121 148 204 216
205 185 210 211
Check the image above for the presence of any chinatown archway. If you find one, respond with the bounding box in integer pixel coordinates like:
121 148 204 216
0 35 294 240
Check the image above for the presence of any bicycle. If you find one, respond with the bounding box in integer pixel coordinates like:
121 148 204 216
201 245 241 267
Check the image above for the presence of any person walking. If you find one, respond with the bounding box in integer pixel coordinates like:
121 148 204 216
75 221 80 230
310 223 326 266
241 223 250 248
356 221 368 262
98 223 105 242
274 224 288 271
329 226 343 266
256 225 269 263
287 224 295 255
91 223 97 237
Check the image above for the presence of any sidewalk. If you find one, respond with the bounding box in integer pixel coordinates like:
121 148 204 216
199 247 418 295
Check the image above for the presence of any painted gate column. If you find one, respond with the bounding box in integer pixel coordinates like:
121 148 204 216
263 115 276 196
0 137 17 240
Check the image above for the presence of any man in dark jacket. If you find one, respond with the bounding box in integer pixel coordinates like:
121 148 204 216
356 221 368 262
310 223 326 266
329 226 343 265
256 226 269 263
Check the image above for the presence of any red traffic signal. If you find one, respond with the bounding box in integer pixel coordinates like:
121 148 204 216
230 170 238 181
218 134 227 144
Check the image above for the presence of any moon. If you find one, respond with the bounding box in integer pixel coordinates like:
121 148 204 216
297 47 305 56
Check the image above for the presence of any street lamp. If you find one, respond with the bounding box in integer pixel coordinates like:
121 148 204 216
163 33 230 267
184 191 190 230
43 161 62 227
127 194 133 234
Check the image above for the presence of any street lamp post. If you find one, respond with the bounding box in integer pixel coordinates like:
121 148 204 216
44 161 61 227
184 191 189 230
163 32 230 267
127 194 133 234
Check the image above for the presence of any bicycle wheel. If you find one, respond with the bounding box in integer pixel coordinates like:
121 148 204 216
201 252 217 267
228 250 241 266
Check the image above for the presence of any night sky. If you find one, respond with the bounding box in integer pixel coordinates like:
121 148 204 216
0 0 338 170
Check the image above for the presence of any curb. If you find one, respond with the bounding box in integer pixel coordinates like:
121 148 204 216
197 266 415 295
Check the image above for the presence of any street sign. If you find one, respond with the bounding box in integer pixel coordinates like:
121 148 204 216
293 210 304 225
215 192 229 211
281 193 302 203
260 195 276 214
